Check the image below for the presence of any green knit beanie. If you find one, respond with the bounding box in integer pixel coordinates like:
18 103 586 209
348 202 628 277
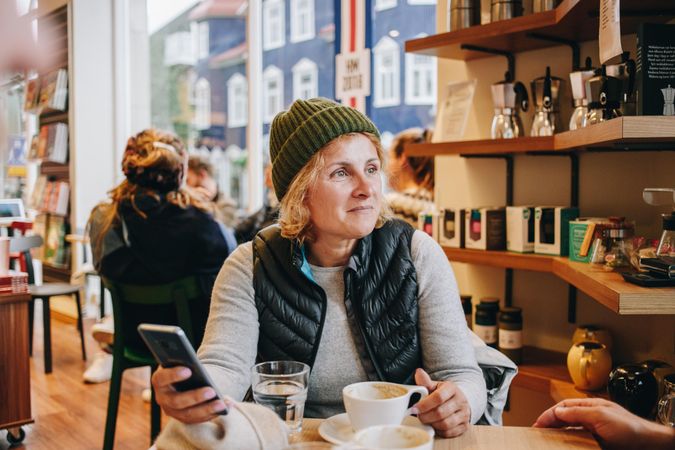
269 97 380 201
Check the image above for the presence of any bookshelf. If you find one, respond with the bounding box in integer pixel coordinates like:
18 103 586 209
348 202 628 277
25 5 71 281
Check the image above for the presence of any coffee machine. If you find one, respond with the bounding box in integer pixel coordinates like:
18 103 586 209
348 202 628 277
530 67 563 136
568 57 596 130
491 72 529 139
584 65 623 126
606 51 636 116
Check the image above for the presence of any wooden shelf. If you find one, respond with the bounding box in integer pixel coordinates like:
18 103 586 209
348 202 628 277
406 0 674 60
552 259 675 315
444 247 554 273
42 263 71 282
443 247 675 315
407 117 675 157
40 161 69 179
513 346 607 401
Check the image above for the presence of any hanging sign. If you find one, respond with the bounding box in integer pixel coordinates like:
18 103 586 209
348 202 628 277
599 0 623 64
335 49 371 101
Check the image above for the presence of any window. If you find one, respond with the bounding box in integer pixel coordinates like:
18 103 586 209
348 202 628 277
263 65 284 123
375 0 397 11
405 44 436 105
198 22 209 59
407 0 436 5
292 58 318 100
227 73 248 128
194 77 211 130
263 0 285 50
164 31 195 66
373 36 400 107
290 0 314 43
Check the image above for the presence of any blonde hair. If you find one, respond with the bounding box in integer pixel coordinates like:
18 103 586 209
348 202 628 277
91 128 212 251
278 132 391 244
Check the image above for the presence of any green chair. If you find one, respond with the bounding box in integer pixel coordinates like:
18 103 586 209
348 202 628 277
101 276 203 450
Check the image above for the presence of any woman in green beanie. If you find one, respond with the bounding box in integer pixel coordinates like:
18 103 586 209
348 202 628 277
152 98 486 439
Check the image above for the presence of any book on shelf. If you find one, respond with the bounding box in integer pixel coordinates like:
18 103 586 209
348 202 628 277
0 271 29 295
43 215 70 269
24 77 41 111
37 69 68 111
30 175 48 210
32 214 48 260
32 123 68 163
32 177 69 216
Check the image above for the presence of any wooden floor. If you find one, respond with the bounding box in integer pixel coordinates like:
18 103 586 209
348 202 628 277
1 313 163 450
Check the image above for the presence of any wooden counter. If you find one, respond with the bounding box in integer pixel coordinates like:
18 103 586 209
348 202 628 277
294 418 600 449
0 293 34 432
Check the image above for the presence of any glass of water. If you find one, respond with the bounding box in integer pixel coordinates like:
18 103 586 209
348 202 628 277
252 361 310 433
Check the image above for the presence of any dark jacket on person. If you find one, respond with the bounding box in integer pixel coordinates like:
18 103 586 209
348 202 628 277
89 194 231 346
251 219 422 384
234 204 279 244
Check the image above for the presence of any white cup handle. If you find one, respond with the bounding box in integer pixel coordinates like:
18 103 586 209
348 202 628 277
404 385 429 415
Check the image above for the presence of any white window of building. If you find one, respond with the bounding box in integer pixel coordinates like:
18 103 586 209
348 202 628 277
263 0 285 50
292 58 318 100
198 22 209 59
227 73 248 128
194 77 211 130
263 65 284 123
373 36 400 107
164 31 195 66
290 0 315 43
405 38 436 105
407 0 436 5
375 0 397 11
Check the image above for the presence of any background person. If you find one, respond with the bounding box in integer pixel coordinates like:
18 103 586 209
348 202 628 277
83 129 232 383
233 163 279 243
186 155 239 229
534 398 675 450
151 98 486 439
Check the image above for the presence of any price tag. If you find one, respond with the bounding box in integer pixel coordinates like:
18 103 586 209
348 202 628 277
599 0 623 64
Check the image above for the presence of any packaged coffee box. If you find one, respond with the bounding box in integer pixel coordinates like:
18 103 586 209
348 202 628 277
636 23 675 116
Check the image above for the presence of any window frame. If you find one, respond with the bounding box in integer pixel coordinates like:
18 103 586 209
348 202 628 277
290 0 315 43
404 39 436 105
193 77 211 130
263 0 286 50
292 58 318 100
262 65 284 123
374 0 397 11
373 36 400 108
227 73 248 128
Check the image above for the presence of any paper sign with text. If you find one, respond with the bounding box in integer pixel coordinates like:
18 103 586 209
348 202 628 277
599 0 623 64
335 50 371 100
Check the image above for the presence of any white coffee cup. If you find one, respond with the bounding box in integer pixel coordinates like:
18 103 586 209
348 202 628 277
353 424 433 450
343 381 428 432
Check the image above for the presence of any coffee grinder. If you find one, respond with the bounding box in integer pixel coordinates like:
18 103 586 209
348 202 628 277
584 65 623 126
568 57 596 130
606 52 636 116
530 66 563 136
491 72 529 139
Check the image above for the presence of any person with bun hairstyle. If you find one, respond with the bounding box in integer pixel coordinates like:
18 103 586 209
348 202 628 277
83 129 233 383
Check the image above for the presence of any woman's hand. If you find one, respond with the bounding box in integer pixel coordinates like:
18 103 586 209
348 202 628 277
412 368 471 438
533 398 675 450
151 366 229 424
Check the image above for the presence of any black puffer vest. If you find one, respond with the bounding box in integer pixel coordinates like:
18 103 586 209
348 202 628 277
252 219 421 384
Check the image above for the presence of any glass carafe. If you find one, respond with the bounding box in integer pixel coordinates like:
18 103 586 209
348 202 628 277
658 374 675 427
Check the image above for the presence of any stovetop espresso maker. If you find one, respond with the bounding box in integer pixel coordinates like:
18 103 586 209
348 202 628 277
491 72 529 139
530 66 563 136
569 57 596 130
584 65 623 126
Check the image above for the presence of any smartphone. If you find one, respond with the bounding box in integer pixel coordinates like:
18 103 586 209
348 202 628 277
137 323 225 405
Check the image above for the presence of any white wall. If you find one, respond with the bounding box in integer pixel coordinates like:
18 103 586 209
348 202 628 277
435 0 675 366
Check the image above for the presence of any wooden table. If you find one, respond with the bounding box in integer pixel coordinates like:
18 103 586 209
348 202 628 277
293 419 600 449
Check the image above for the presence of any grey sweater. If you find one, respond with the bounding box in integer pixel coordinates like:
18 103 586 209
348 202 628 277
198 230 487 423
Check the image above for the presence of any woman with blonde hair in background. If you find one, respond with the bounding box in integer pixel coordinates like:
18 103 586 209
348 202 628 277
83 128 233 384
386 127 435 225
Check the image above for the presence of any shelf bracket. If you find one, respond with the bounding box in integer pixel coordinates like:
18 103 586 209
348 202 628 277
505 268 513 308
460 44 515 80
567 285 577 324
526 33 580 70
570 153 579 208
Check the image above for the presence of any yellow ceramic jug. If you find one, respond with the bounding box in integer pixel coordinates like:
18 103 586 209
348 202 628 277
567 341 612 391
572 325 613 351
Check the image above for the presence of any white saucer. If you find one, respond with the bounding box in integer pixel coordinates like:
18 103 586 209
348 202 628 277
318 413 434 445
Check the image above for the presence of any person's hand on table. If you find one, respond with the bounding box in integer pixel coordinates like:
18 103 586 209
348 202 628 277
151 366 230 424
412 368 471 438
533 398 675 450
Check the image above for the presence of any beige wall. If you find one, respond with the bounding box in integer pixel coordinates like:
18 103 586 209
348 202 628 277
434 1 675 367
